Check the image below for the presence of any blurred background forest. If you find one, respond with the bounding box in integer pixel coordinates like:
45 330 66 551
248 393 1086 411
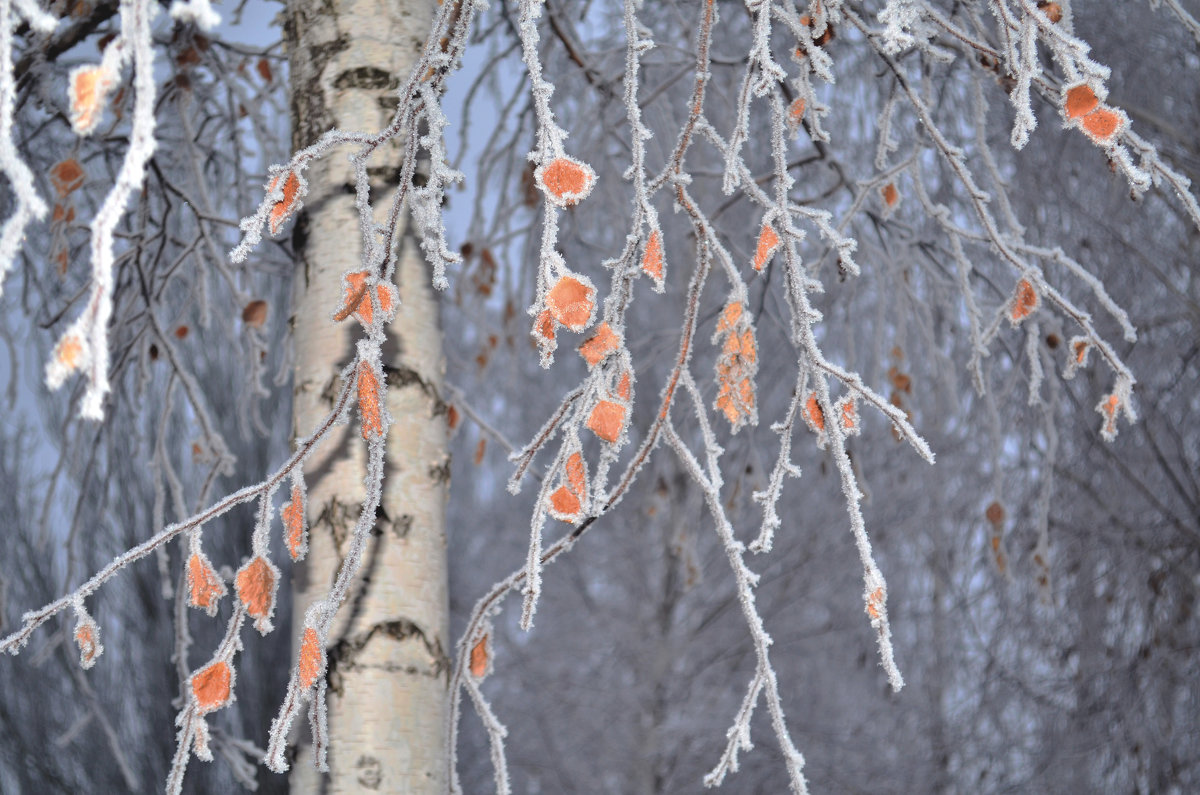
0 0 1197 792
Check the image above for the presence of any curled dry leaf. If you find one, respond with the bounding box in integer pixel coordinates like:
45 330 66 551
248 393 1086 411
338 272 395 326
235 556 279 634
805 392 825 433
754 224 781 271
1010 279 1038 323
357 361 384 440
469 635 490 679
268 171 303 236
642 230 664 282
74 614 103 670
186 552 226 614
281 485 307 561
297 628 324 689
578 323 620 367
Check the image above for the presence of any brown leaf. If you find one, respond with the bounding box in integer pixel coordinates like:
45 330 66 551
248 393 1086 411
242 300 268 327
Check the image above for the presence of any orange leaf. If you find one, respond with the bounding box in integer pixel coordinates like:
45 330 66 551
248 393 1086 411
242 299 268 327
536 157 596 207
1010 279 1038 323
985 501 1005 526
753 224 781 271
535 310 556 343
1064 84 1099 120
642 231 664 281
788 97 806 127
578 322 620 367
298 628 323 689
587 399 627 443
881 182 899 208
549 485 581 521
1080 106 1122 144
358 361 384 440
339 271 395 326
235 556 278 634
187 553 226 613
806 393 825 432
546 275 595 332
565 451 588 497
268 171 302 236
616 371 632 401
716 301 743 333
192 660 232 713
469 635 490 679
282 485 307 561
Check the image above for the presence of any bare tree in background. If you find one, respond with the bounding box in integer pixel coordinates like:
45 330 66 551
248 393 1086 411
0 0 1198 793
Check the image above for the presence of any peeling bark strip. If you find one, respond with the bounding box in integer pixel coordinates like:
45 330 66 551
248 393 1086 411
286 0 448 789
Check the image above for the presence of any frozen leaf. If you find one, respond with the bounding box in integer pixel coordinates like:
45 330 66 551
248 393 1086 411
235 555 279 634
1009 279 1038 323
186 552 226 615
191 660 232 714
338 271 395 326
1080 106 1123 144
546 275 596 332
586 399 627 444
535 156 596 207
281 484 308 562
357 360 384 441
753 224 781 271
268 171 303 236
1063 84 1099 120
469 635 490 679
713 302 758 431
548 485 581 522
642 230 664 282
297 627 324 689
565 451 587 497
804 392 825 433
578 323 620 367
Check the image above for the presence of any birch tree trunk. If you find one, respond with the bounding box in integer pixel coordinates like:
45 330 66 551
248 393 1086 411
284 0 448 790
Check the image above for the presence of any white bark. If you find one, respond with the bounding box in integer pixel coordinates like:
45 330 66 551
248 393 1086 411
285 0 448 790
